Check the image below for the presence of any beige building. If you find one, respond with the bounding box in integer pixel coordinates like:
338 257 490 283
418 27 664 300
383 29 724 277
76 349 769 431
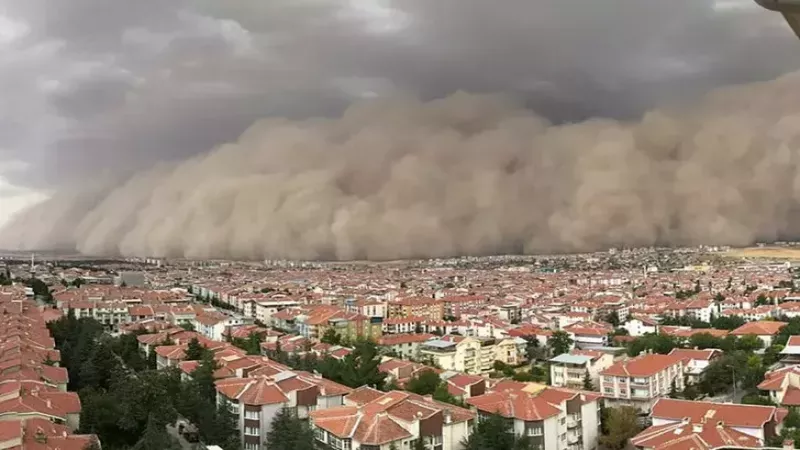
419 336 521 375
600 354 686 413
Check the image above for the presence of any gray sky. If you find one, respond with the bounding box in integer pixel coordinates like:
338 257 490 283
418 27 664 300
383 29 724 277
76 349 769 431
0 0 799 225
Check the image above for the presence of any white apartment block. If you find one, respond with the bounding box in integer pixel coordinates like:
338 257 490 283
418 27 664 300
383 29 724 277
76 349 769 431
599 354 686 413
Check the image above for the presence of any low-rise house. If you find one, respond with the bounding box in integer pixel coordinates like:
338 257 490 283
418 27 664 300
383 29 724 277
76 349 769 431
667 348 722 385
631 417 763 450
758 365 800 406
729 321 786 348
0 417 98 449
623 317 658 337
440 372 486 402
600 354 686 413
650 398 784 443
779 336 800 365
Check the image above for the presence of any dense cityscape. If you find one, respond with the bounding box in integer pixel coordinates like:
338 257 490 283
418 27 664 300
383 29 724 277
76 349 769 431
0 245 799 449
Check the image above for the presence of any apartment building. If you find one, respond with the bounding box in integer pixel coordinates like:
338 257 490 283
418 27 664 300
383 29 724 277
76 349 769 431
549 350 614 390
281 306 383 342
563 322 612 349
419 336 521 375
194 311 246 341
599 354 686 413
388 297 444 321
467 382 602 450
377 333 435 360
215 370 352 450
254 298 301 324
344 298 387 319
310 389 475 450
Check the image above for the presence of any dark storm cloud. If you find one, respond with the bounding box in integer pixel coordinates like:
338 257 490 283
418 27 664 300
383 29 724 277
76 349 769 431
0 0 796 187
4 0 800 258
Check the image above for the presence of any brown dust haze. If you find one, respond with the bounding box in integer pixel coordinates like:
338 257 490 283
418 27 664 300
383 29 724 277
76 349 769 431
4 73 800 261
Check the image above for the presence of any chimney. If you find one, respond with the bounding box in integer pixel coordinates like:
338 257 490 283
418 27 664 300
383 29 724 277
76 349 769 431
444 409 452 424
680 417 690 426
784 439 795 450
692 423 703 433
45 398 51 408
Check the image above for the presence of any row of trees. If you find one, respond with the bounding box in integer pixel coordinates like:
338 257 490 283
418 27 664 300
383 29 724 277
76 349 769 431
48 312 239 450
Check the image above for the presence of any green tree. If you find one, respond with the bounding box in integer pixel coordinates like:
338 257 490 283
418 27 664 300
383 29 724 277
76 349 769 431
184 337 207 361
180 322 195 331
786 408 800 429
548 331 573 356
605 311 620 328
462 414 533 450
583 371 594 391
626 334 680 357
682 382 699 400
321 327 342 346
131 415 181 450
265 407 319 450
735 334 764 352
599 406 641 450
710 315 745 330
406 370 441 396
432 382 464 407
333 340 387 389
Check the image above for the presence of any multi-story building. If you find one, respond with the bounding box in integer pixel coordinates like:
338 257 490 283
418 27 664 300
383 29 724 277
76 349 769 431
549 350 614 390
419 336 521 375
254 298 301 324
310 389 475 450
599 354 686 413
467 382 602 450
563 322 612 349
377 333 435 360
215 370 352 450
285 306 382 342
388 297 444 321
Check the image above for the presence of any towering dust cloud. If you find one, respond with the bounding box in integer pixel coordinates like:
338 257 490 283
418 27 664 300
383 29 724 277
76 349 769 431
4 72 800 261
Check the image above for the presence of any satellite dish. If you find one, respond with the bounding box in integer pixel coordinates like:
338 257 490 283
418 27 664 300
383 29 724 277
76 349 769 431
755 0 800 38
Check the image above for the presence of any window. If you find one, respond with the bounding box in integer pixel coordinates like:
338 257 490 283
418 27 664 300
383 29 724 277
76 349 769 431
245 410 259 420
427 435 443 446
245 426 259 436
245 444 258 450
314 427 325 441
329 435 343 449
527 427 543 436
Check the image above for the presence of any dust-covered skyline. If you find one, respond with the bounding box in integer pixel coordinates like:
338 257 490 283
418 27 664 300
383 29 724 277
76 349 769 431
2 1 800 259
